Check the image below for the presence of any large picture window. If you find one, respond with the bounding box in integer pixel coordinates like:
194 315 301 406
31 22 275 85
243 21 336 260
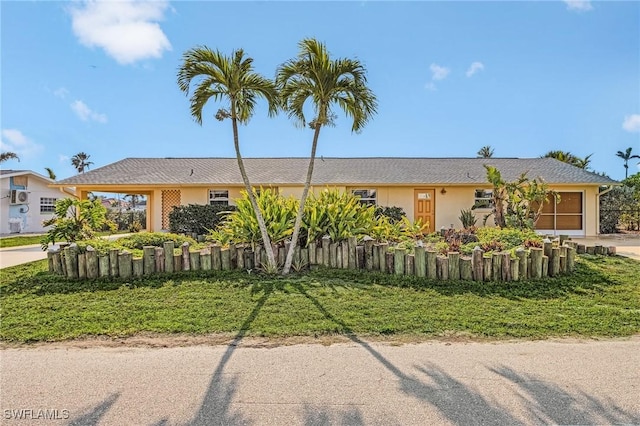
352 189 377 206
473 189 493 209
40 197 57 214
209 190 229 206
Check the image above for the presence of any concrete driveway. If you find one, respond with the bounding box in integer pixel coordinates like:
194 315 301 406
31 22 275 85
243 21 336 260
1 337 639 425
572 234 640 261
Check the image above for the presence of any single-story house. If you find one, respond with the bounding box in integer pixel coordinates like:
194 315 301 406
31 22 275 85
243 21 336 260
1 170 76 234
52 157 619 237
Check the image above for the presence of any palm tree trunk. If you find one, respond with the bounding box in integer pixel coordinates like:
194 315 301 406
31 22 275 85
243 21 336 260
230 111 277 269
282 124 322 274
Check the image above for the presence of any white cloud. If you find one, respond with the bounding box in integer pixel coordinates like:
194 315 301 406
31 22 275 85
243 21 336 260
0 129 44 159
58 154 70 164
424 82 437 91
71 100 108 123
622 114 640 133
53 87 69 99
70 0 172 65
466 61 485 77
430 64 450 81
563 0 593 12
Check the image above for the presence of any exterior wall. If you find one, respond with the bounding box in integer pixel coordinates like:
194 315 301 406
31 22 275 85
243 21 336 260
0 174 71 234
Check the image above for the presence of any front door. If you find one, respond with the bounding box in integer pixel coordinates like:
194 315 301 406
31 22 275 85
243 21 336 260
414 189 435 233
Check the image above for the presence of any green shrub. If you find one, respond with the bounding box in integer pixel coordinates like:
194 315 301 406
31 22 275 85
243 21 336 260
41 198 113 250
475 227 541 250
458 208 477 229
169 204 236 235
374 206 406 223
117 232 196 250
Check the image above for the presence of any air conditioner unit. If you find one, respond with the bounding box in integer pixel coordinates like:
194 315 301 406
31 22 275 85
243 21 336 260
9 190 29 205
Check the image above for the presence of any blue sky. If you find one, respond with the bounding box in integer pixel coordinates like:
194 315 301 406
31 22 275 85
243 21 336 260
1 0 639 182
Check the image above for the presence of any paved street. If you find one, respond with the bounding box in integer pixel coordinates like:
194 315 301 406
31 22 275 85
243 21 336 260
2 337 639 425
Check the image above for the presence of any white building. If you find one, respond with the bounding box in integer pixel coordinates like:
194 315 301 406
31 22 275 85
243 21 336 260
0 170 75 234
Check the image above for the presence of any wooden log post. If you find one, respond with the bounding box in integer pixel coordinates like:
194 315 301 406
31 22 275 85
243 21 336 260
472 247 483 282
394 249 405 275
567 246 576 272
436 256 449 280
501 252 511 281
426 250 437 279
293 246 301 268
133 258 144 277
278 245 286 268
321 236 330 268
460 257 473 280
236 246 245 270
163 242 175 273
385 252 394 274
221 247 231 270
244 249 255 271
173 254 182 272
405 254 414 276
143 246 155 275
85 246 98 279
356 245 365 269
348 237 358 269
340 241 349 269
586 246 595 255
329 242 338 268
550 247 560 277
542 255 549 277
373 243 380 271
212 245 222 270
530 248 543 279
119 251 133 279
510 258 519 281
47 249 55 273
154 247 165 273
98 255 110 278
607 246 616 256
492 252 502 281
527 258 532 279
52 249 64 276
60 249 67 276
109 248 119 277
516 248 527 280
336 244 343 269
78 252 87 279
64 245 79 279
364 237 374 271
543 239 552 259
229 243 237 269
559 246 568 274
308 242 317 266
182 243 190 271
414 246 426 278
201 251 212 271
189 250 200 271
448 252 460 280
301 248 309 270
379 243 389 273
594 245 604 255
316 245 323 267
577 244 586 254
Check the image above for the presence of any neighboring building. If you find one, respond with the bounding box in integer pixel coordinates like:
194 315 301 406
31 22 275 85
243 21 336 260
0 170 76 234
52 157 619 237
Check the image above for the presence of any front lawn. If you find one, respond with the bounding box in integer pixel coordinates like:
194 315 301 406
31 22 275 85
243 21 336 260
0 235 44 248
1 256 639 343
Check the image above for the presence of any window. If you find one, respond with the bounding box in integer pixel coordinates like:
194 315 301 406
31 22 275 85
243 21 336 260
473 189 493 209
352 189 377 206
40 197 57 213
209 190 229 206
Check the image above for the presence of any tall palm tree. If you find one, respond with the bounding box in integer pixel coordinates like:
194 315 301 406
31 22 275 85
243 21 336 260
71 152 93 173
0 152 19 163
616 147 640 179
542 150 592 169
277 38 378 274
477 145 494 158
178 46 279 270
44 167 56 180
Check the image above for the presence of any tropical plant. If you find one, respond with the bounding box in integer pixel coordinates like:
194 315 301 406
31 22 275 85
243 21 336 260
542 150 592 169
178 46 279 270
277 38 377 274
71 152 93 173
458 208 477 229
477 145 494 158
41 198 111 249
44 167 56 180
616 147 640 179
0 152 19 163
374 206 406 223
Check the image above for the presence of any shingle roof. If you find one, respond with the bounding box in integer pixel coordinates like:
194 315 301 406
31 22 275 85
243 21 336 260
55 157 619 186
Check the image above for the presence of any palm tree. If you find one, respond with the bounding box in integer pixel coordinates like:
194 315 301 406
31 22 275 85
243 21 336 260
477 146 494 158
277 38 378 274
44 167 56 180
71 152 93 173
0 152 19 163
616 147 640 179
542 150 592 169
178 46 279 270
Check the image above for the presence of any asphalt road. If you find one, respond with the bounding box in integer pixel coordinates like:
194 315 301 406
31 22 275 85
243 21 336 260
1 337 639 425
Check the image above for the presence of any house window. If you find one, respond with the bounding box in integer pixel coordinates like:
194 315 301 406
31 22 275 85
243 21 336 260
352 189 377 206
209 190 229 206
40 197 57 213
473 189 493 209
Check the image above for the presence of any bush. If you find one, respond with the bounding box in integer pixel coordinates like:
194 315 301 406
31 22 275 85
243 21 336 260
117 232 196 250
106 210 146 232
475 227 541 250
600 185 639 233
374 206 406 223
41 198 113 250
169 204 236 235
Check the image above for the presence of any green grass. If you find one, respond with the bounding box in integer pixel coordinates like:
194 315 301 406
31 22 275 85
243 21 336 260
0 235 45 248
1 256 639 343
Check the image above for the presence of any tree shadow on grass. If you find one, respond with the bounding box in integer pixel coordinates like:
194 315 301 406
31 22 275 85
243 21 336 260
186 282 273 425
490 366 640 425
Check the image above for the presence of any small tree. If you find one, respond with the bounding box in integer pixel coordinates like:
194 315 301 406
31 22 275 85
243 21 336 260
616 147 640 179
41 198 111 249
477 145 494 158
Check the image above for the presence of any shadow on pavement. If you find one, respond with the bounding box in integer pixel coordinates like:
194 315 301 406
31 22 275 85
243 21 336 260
66 393 120 426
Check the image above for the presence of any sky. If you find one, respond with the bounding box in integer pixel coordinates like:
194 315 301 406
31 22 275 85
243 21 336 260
1 0 639 182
